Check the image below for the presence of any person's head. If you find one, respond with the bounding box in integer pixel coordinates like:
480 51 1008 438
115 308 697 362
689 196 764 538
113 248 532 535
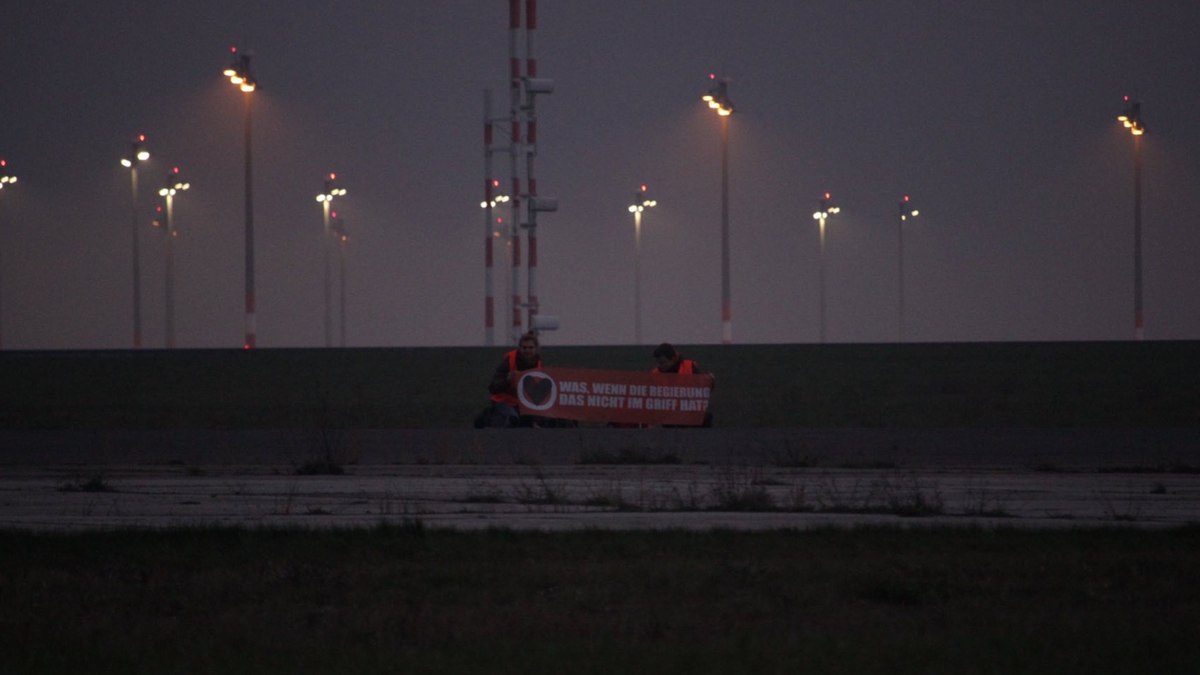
652 342 679 369
518 331 540 360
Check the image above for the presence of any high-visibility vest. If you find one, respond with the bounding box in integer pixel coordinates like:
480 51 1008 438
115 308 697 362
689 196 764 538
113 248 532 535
652 359 695 375
490 350 542 406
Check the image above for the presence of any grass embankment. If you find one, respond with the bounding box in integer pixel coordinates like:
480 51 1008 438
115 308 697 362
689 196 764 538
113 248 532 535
2 341 1199 428
3 525 1199 674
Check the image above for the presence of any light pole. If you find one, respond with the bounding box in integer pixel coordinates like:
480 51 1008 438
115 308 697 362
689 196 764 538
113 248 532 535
330 213 349 347
157 167 190 349
627 183 657 344
1117 96 1146 341
315 174 346 348
480 179 510 345
223 47 257 349
0 158 16 349
121 135 150 348
812 192 840 343
702 73 734 344
897 194 919 342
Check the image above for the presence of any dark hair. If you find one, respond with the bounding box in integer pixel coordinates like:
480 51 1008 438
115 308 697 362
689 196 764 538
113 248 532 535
519 331 540 348
652 342 677 359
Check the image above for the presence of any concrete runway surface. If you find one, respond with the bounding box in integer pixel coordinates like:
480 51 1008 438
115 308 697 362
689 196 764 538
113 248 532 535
2 428 1198 530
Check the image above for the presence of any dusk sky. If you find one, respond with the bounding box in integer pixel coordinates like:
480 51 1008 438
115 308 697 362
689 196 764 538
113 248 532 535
3 1 1199 349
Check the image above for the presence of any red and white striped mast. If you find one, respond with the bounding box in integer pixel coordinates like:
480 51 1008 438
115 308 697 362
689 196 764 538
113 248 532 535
524 0 539 331
493 0 555 342
518 0 556 334
508 0 524 344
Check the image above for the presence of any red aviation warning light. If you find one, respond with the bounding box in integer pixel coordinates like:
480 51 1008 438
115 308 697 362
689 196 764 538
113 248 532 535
223 48 238 77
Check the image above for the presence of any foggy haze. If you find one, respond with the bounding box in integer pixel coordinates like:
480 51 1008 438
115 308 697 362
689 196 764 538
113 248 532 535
2 1 1198 349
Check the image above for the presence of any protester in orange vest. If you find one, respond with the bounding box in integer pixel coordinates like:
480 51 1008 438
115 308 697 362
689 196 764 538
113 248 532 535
651 342 714 427
475 331 543 428
652 342 704 376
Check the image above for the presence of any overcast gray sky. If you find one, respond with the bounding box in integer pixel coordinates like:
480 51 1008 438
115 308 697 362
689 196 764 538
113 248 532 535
2 1 1198 349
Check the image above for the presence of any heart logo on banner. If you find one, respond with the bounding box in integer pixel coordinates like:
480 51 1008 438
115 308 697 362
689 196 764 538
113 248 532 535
521 374 554 406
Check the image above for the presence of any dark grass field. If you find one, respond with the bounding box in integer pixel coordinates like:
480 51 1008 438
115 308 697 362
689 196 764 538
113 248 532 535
3 341 1199 429
3 343 1198 672
3 525 1200 674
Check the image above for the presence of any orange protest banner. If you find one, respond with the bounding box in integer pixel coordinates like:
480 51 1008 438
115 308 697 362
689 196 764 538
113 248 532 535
515 367 713 426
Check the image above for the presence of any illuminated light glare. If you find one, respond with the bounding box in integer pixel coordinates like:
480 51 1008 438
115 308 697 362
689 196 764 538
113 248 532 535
137 150 150 161
1131 126 1144 136
230 74 244 84
702 94 714 102
121 159 133 168
718 107 731 116
912 210 920 217
240 82 255 92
